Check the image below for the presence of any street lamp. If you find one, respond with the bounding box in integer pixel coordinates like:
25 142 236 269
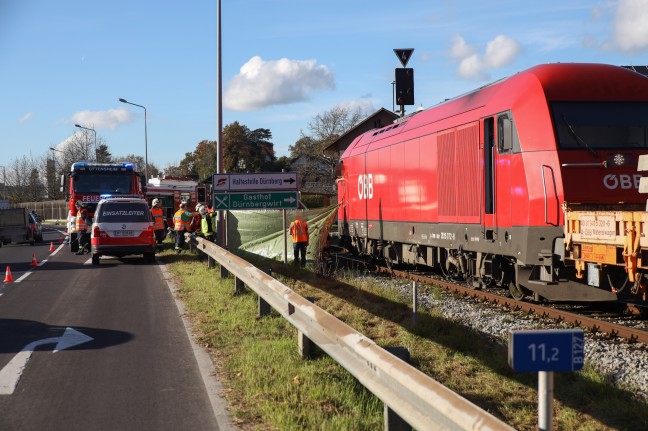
74 124 97 159
118 98 148 182
0 165 6 201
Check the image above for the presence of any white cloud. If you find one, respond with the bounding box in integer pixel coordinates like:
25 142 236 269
71 107 133 130
613 0 648 52
450 35 522 81
449 35 476 59
224 56 335 111
483 35 521 68
457 54 487 80
18 112 32 123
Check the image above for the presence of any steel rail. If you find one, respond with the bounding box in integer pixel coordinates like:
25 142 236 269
379 267 648 345
190 236 515 431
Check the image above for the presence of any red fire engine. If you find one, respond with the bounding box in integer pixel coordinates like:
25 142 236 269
64 162 143 252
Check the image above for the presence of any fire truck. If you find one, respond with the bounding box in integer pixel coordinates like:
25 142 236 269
64 162 143 252
144 176 211 229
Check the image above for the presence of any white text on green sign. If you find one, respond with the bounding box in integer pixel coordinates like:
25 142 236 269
213 192 298 210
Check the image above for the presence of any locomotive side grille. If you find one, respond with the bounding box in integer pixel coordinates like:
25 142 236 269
438 131 456 217
456 123 480 217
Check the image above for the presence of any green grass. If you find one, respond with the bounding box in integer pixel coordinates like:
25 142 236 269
160 244 648 430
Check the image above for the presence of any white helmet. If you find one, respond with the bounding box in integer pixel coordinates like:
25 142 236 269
152 198 160 206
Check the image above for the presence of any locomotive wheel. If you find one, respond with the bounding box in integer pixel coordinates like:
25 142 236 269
508 281 529 301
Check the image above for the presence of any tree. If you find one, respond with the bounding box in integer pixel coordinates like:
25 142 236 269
6 153 44 203
288 104 368 185
95 144 112 163
176 140 218 180
289 104 367 159
222 122 276 173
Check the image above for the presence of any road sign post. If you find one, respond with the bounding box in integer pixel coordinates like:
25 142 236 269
508 329 584 431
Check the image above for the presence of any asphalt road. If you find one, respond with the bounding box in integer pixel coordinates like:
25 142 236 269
0 226 224 430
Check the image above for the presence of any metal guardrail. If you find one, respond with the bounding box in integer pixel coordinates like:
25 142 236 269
189 235 515 431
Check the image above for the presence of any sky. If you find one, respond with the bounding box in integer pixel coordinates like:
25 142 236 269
2 0 648 172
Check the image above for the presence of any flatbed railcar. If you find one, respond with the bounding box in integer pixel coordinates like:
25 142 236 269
337 63 648 303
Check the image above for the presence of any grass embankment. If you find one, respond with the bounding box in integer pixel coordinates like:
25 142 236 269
159 244 648 431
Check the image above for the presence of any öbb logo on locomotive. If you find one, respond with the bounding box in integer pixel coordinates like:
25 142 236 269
357 173 374 199
603 174 642 190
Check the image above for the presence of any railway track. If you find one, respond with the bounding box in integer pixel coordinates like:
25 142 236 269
321 250 648 344
378 266 648 344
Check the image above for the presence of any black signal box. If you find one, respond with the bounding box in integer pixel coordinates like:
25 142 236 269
395 68 414 106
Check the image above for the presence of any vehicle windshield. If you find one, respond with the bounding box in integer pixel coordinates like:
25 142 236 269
72 174 133 194
96 202 150 223
551 102 648 150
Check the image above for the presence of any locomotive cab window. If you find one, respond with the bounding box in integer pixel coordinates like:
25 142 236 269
551 102 648 150
497 113 520 154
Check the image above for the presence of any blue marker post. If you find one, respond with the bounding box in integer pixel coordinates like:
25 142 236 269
508 329 584 431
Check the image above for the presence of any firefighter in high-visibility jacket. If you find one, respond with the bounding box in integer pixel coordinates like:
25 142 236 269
173 202 193 254
289 212 309 267
75 201 90 255
150 198 166 248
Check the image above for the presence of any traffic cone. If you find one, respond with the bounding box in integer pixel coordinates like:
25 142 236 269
3 266 13 283
31 253 38 266
49 242 56 252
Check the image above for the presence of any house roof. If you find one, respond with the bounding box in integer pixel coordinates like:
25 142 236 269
323 108 399 156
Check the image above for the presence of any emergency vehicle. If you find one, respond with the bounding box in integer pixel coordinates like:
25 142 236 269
145 176 210 228
90 196 156 265
64 162 143 252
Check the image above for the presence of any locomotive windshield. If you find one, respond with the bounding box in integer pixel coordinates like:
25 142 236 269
551 102 648 150
72 173 133 194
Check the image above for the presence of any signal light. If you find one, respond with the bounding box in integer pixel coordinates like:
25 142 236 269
395 68 414 106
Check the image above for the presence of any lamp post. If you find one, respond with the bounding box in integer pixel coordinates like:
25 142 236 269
118 98 148 182
74 124 97 160
0 165 6 201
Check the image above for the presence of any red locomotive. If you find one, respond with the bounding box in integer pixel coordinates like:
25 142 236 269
337 63 648 302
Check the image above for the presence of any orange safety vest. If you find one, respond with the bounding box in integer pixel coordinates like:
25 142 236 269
151 207 165 230
289 219 308 243
173 209 187 231
75 210 88 232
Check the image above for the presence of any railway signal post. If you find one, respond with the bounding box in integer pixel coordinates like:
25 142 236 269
393 48 415 116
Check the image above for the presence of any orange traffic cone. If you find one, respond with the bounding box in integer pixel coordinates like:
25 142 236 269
49 242 55 252
31 253 38 266
3 266 14 283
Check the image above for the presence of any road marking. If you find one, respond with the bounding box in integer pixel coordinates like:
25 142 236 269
0 327 94 395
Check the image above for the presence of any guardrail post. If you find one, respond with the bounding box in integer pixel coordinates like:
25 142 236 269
384 347 412 431
219 264 229 279
235 276 245 295
258 269 272 317
207 255 215 269
298 297 317 358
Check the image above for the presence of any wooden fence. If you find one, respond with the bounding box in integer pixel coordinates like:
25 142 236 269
11 200 68 221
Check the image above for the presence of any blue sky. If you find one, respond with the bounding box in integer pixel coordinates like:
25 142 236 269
2 0 648 172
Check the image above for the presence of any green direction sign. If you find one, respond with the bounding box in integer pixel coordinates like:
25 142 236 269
213 191 298 210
